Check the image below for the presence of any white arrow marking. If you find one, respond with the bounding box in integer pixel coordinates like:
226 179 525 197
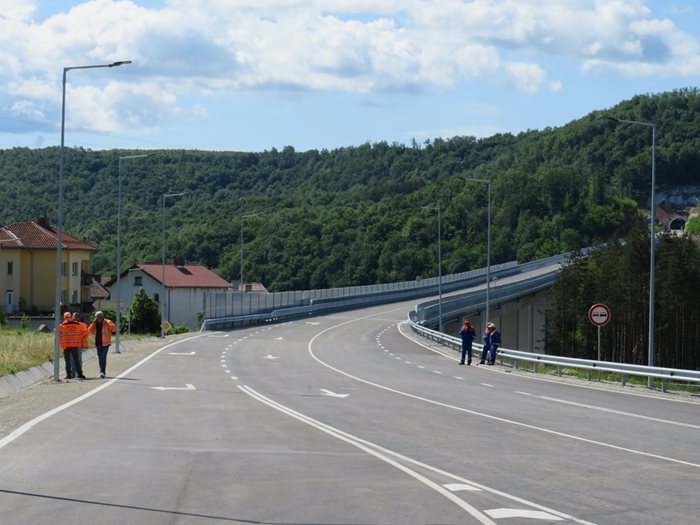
320 389 349 398
264 355 280 360
168 351 196 355
485 509 563 521
151 384 196 391
443 483 481 492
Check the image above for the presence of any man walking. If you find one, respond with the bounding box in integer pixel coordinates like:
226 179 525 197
88 311 117 379
59 312 86 379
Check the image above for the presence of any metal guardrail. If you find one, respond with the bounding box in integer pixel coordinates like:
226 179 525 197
408 318 700 393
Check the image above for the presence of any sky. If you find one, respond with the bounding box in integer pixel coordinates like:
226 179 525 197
1 0 699 153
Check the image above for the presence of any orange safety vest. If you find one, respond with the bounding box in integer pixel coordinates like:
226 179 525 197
59 321 84 349
77 322 89 349
88 319 117 345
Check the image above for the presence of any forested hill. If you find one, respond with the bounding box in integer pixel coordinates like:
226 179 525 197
1 88 699 291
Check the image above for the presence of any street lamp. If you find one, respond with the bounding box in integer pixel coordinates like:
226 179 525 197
161 192 187 337
53 60 132 382
604 116 657 387
240 213 262 291
460 177 492 326
423 206 443 332
115 153 154 354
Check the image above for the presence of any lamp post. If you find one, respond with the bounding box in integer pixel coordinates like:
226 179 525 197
161 192 187 338
240 213 262 291
460 177 492 326
605 116 656 387
115 153 154 354
53 60 131 382
423 206 443 332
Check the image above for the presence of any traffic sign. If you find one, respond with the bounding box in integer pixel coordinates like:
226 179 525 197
161 320 172 332
588 304 611 327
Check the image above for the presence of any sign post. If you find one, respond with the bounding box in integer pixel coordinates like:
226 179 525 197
588 303 611 361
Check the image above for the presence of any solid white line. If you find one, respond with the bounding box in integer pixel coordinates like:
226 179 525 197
535 395 700 430
0 334 207 450
238 385 497 525
486 508 563 521
516 391 533 396
307 319 700 470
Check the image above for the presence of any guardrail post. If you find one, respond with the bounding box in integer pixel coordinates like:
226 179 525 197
662 378 667 393
515 360 519 371
587 370 591 381
534 362 538 375
621 373 626 386
557 365 562 377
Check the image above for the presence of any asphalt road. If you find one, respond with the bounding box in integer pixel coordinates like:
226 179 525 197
1 300 698 524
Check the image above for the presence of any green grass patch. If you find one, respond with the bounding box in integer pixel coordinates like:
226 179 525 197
0 327 54 377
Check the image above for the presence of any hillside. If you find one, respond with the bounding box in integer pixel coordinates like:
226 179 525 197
1 88 699 291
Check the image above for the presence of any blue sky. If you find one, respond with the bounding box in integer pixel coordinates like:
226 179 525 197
1 0 699 152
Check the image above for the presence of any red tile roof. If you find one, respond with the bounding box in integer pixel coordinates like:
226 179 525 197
0 219 96 251
115 263 232 289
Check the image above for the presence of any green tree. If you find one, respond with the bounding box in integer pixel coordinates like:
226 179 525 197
128 289 161 334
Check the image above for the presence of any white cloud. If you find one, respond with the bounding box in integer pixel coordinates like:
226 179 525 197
1 0 698 135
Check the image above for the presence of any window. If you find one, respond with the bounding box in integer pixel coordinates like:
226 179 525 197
7 262 12 276
71 290 78 304
60 289 67 304
71 262 79 276
134 276 143 286
61 262 68 276
153 293 159 303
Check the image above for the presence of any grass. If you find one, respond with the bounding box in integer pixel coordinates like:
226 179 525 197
0 327 54 377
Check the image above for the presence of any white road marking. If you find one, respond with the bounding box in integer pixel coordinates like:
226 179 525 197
274 337 284 341
418 365 425 369
225 370 231 374
516 391 533 396
263 355 280 360
481 383 494 388
169 351 196 356
231 376 238 380
207 334 229 338
151 384 196 392
306 315 700 471
444 483 481 492
485 508 563 521
240 386 497 525
433 371 442 375
0 334 207 450
306 321 320 325
405 361 412 365
320 389 349 399
535 395 700 430
455 377 464 381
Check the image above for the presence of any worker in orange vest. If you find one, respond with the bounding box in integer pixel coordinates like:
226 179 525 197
59 311 86 379
72 312 89 371
88 311 117 379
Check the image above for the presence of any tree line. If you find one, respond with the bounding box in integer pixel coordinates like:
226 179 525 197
0 88 698 294
546 229 700 370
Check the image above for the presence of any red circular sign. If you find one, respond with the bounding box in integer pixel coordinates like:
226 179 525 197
588 304 611 327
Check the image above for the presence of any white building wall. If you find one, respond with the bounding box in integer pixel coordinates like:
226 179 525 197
109 269 225 330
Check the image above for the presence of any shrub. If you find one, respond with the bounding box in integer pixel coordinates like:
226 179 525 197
128 289 161 334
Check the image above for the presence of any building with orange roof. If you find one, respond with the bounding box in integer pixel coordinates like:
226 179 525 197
105 260 233 329
0 218 96 315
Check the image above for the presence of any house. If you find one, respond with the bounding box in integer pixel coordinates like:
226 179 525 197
106 261 232 329
0 218 97 315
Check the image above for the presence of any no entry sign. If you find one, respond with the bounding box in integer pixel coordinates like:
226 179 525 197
588 304 611 327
